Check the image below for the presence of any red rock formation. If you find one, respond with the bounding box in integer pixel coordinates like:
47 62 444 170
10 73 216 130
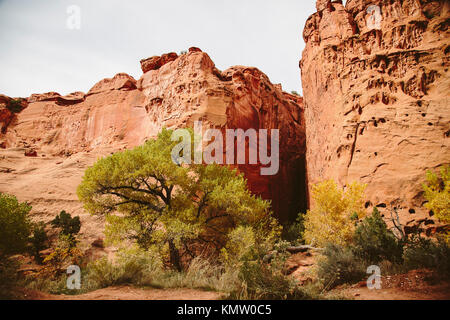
301 0 450 225
0 50 306 222
0 95 27 134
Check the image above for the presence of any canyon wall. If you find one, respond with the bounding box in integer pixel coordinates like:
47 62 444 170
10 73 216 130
0 48 306 224
301 0 450 226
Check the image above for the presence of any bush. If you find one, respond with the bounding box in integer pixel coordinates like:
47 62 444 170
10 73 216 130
403 236 450 279
0 193 32 258
29 222 49 264
51 211 81 242
423 165 450 242
84 247 163 289
220 226 256 267
281 213 305 245
229 261 313 300
40 234 83 278
6 99 23 113
0 259 21 299
304 180 367 247
353 208 404 264
317 244 367 289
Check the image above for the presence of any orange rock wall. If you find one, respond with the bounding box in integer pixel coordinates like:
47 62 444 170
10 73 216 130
301 0 450 222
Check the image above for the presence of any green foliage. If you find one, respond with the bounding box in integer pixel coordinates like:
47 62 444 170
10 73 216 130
40 234 83 277
0 193 32 258
0 259 21 299
281 213 305 245
6 99 23 113
353 208 404 264
220 226 255 267
304 180 367 247
29 222 49 264
78 128 279 270
84 246 163 289
403 236 450 279
290 91 299 96
317 244 367 289
229 260 314 300
51 210 81 239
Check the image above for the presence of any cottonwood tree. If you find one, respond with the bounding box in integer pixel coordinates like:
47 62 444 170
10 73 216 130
77 128 279 271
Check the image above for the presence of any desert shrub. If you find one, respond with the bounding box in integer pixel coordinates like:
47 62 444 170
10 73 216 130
352 208 404 264
6 99 23 113
149 257 239 293
0 259 21 299
26 274 74 295
40 234 83 278
0 193 32 258
84 246 163 289
229 261 314 300
403 236 450 279
423 165 450 242
304 180 367 247
29 222 49 264
317 244 367 290
227 241 317 300
51 210 81 245
220 226 256 267
78 128 279 271
281 213 305 245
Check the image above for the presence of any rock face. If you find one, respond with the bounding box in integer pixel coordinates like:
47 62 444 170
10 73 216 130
301 0 450 224
0 49 306 222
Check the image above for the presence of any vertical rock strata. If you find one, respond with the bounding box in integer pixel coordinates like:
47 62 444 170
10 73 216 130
301 0 450 222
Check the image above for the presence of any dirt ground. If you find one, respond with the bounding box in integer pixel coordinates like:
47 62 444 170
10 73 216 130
21 286 223 300
332 269 450 300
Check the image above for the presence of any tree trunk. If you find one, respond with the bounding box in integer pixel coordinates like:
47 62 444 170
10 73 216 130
168 240 182 272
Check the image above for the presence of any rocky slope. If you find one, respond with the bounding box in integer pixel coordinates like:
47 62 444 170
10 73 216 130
0 48 306 231
301 0 450 229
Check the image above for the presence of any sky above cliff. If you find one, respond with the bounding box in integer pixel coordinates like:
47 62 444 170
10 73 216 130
0 0 317 97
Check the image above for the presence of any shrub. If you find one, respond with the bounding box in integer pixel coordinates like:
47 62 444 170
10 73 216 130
51 210 81 244
0 193 32 258
0 259 21 299
29 222 49 264
423 165 450 242
6 99 23 113
403 236 450 279
220 226 256 267
229 261 312 300
40 234 83 277
317 244 367 289
304 180 367 247
281 213 305 245
352 208 404 264
84 246 163 289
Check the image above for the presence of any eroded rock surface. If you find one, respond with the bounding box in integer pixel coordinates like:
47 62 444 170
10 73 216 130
0 49 306 224
301 0 450 226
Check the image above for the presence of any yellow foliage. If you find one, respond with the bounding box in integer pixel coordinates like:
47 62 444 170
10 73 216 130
304 180 367 247
220 226 255 266
423 165 450 242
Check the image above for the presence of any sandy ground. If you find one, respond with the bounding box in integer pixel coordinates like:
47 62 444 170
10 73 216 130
332 269 450 300
21 285 222 300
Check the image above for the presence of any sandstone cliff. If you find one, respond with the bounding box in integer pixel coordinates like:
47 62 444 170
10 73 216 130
0 48 306 229
301 0 450 229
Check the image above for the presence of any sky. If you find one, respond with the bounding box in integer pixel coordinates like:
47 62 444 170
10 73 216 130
0 0 318 98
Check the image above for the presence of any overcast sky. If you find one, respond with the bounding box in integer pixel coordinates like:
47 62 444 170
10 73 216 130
0 0 318 98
